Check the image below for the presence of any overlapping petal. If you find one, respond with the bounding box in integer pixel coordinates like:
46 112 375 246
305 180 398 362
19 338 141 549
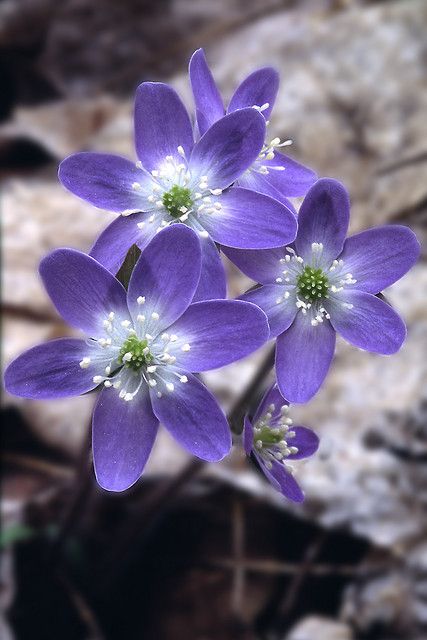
240 153 317 198
276 313 336 403
329 290 406 354
241 285 297 338
165 300 269 371
40 249 129 336
260 458 305 502
189 109 265 189
295 178 350 267
252 383 288 424
338 225 420 294
92 387 158 491
287 426 319 460
150 370 231 461
191 233 227 302
127 225 201 335
134 82 194 172
4 338 101 399
200 187 297 249
189 48 225 136
222 246 285 284
228 67 279 120
58 153 148 213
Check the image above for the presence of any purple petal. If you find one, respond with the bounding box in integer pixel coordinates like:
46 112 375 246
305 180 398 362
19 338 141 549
241 285 297 338
228 67 279 120
222 246 285 284
252 383 288 424
4 338 99 399
259 457 304 502
90 213 160 275
240 153 317 198
338 225 420 294
287 426 319 460
295 178 350 266
243 416 254 455
134 82 194 172
189 109 265 189
237 170 297 210
189 48 225 136
127 225 201 335
192 233 227 302
202 187 297 249
93 388 158 491
329 290 406 354
150 370 231 461
276 313 336 403
59 153 148 213
40 249 129 336
165 300 268 371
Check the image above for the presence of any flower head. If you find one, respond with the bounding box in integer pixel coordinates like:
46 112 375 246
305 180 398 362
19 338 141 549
4 225 269 491
189 48 317 208
244 384 319 502
226 178 420 402
59 80 297 303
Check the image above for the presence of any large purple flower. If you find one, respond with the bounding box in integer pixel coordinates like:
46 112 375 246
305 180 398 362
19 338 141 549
189 48 317 209
226 178 420 403
243 383 319 502
4 225 269 492
58 81 297 302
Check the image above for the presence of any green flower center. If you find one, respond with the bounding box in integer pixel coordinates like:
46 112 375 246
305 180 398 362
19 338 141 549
297 266 329 302
255 426 284 447
162 185 193 218
118 335 153 371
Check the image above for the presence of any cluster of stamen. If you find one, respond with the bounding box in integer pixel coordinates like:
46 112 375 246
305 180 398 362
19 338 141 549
118 335 152 371
297 267 329 302
253 403 298 471
129 146 223 238
248 103 293 177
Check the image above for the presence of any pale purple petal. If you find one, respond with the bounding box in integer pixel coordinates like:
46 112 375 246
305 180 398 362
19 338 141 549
150 370 231 461
241 285 297 338
222 246 285 284
93 388 158 491
287 426 319 460
243 416 254 455
201 187 297 249
328 290 406 354
58 153 148 213
276 312 336 403
189 109 265 189
246 153 317 198
4 338 100 399
127 225 201 335
165 300 268 371
338 225 420 294
90 213 160 275
189 48 225 136
258 457 304 502
237 170 298 210
134 82 194 172
295 178 350 266
40 249 129 336
192 233 227 302
228 67 279 120
252 383 288 424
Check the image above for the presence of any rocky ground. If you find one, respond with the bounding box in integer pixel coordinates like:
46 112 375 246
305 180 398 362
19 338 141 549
1 0 427 638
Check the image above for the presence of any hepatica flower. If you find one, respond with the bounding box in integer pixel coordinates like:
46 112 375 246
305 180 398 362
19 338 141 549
244 384 319 502
58 80 297 302
189 48 317 209
4 225 269 491
227 178 420 403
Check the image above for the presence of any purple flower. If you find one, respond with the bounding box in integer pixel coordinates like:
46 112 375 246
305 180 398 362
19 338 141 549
4 225 269 492
243 383 319 502
189 48 317 210
226 178 420 403
58 81 297 303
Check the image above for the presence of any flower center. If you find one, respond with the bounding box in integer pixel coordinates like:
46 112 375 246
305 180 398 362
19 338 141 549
118 335 153 371
162 185 193 219
253 403 298 468
297 266 329 302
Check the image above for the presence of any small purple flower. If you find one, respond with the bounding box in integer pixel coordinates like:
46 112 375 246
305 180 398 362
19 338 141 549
226 178 420 403
4 225 269 492
189 48 317 209
244 383 319 502
58 81 297 303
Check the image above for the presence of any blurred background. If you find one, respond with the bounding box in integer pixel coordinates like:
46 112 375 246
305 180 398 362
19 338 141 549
1 0 427 638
